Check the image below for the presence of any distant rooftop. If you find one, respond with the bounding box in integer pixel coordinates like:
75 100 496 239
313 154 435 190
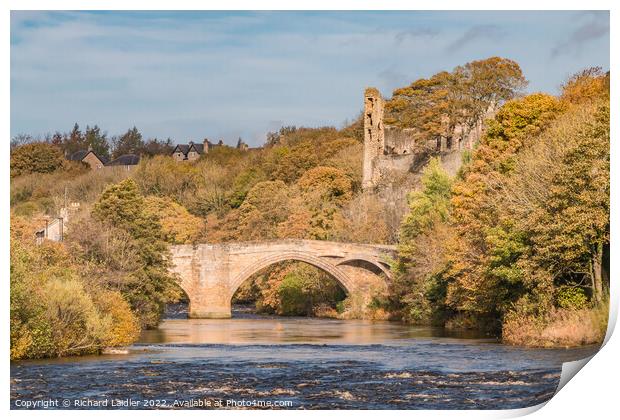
107 154 140 166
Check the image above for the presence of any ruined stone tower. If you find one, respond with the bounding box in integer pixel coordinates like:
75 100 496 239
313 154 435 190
361 86 485 189
362 88 385 189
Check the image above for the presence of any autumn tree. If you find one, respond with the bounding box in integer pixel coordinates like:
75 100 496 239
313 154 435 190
456 57 527 125
560 67 610 106
386 57 527 150
10 142 65 178
500 102 610 303
278 167 353 240
334 193 391 244
11 216 139 359
133 155 201 203
143 196 204 244
444 94 564 325
237 180 290 240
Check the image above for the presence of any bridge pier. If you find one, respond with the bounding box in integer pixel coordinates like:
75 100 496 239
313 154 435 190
188 293 231 319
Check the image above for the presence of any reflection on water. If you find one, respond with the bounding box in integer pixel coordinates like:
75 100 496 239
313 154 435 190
11 304 600 410
140 315 491 345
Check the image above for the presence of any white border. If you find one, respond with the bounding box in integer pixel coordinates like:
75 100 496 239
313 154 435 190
3 2 617 419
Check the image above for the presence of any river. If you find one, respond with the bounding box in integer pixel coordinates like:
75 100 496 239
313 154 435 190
10 304 599 410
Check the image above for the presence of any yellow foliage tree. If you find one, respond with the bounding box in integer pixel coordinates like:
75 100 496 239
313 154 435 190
144 196 204 244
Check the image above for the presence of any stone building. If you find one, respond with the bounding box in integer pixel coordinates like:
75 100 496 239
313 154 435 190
35 203 79 244
361 87 485 189
236 137 249 151
67 149 108 170
172 138 249 162
171 139 224 162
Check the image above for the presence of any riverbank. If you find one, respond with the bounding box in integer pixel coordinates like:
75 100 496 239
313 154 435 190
502 301 609 348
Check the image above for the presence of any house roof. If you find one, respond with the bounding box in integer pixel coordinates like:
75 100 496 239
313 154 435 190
68 149 108 164
172 144 190 155
188 143 205 154
68 150 89 161
106 154 140 166
173 140 225 157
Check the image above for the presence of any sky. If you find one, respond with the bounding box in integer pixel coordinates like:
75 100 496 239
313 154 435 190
10 11 610 147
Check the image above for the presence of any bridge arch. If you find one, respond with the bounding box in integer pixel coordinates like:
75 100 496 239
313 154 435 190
334 255 392 279
228 251 355 300
174 275 194 301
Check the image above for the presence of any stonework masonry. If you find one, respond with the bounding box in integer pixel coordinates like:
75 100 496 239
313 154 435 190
362 88 386 189
362 87 484 189
169 239 396 318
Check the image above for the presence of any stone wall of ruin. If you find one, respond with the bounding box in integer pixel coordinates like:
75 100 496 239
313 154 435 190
362 87 486 189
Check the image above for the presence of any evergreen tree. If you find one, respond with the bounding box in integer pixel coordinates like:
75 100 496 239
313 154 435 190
84 125 110 160
112 126 144 158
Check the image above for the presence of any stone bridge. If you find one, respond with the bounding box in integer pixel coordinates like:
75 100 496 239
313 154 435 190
169 239 397 318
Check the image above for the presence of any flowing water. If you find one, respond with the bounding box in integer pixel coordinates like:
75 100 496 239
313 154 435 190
11 304 598 410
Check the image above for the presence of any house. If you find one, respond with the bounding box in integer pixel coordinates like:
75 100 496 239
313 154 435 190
35 216 64 244
236 137 249 151
171 139 225 162
67 149 108 170
106 153 140 169
34 204 79 244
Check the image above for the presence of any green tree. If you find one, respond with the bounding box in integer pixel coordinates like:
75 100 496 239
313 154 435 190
60 123 87 156
92 179 180 327
399 159 452 254
394 158 453 323
84 125 110 160
275 264 346 316
142 137 175 157
112 126 144 158
228 167 266 208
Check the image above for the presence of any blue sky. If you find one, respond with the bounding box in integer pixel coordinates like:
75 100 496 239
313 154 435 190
11 11 609 146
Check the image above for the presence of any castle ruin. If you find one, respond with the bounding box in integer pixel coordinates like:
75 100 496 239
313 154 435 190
362 87 484 189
